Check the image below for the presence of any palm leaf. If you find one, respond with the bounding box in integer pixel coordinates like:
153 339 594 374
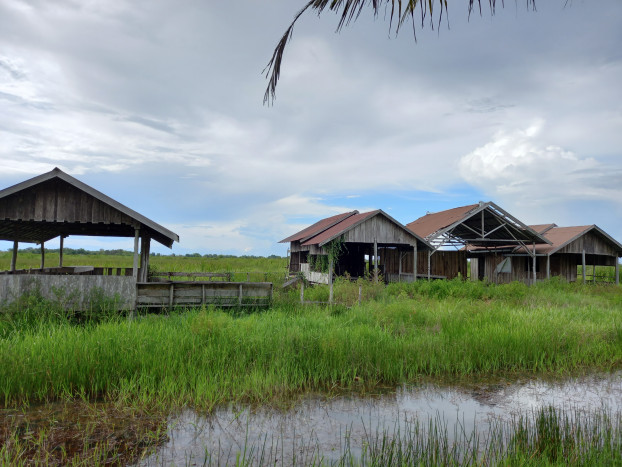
263 0 536 104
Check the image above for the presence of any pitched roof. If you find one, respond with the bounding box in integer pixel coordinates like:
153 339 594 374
406 204 479 239
469 224 622 256
279 211 357 243
530 225 622 255
0 167 179 247
281 210 431 249
406 201 548 247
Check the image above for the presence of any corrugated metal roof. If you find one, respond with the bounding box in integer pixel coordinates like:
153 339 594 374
279 211 357 243
301 210 379 246
531 225 596 254
406 204 479 239
468 224 622 256
529 224 557 235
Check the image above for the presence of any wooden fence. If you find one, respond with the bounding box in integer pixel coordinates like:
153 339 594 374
136 281 273 308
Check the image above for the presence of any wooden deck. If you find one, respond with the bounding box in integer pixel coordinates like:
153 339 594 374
136 281 273 308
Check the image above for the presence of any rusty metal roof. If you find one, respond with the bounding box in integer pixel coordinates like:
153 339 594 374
301 210 379 246
279 211 357 243
469 224 622 256
406 201 548 247
281 210 431 249
406 204 479 239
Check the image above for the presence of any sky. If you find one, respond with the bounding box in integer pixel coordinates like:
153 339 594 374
1 0 621 256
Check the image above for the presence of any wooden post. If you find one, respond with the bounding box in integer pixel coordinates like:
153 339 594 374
532 243 536 285
413 243 418 282
427 250 431 281
133 228 140 279
358 284 362 305
239 284 243 306
40 242 45 269
593 263 597 283
329 257 334 304
582 250 586 284
59 236 64 267
11 240 18 271
139 236 151 282
616 258 619 286
398 250 402 281
246 272 250 282
300 280 305 304
373 239 378 283
546 255 550 280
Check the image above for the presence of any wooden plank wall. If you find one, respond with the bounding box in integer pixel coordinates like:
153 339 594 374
558 231 619 256
379 248 467 279
0 179 134 225
137 282 273 308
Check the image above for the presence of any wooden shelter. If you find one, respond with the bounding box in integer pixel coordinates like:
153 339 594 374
468 224 622 284
280 210 431 284
0 168 179 308
406 202 550 282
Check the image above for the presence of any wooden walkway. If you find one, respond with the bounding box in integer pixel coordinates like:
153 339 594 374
136 281 273 308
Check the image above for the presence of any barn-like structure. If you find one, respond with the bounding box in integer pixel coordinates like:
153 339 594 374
0 168 179 308
281 210 431 283
468 224 622 284
406 202 550 282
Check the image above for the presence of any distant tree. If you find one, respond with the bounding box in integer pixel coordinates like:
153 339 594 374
264 0 537 104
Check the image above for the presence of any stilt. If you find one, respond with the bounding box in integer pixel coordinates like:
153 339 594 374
133 228 140 279
582 250 586 284
40 242 45 269
59 236 64 267
10 240 18 271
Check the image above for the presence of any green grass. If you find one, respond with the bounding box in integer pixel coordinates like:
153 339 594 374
1 279 621 409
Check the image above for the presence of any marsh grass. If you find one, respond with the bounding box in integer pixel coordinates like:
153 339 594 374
142 406 622 466
1 278 621 408
0 401 167 466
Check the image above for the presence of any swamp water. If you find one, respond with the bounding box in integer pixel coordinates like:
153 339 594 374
138 372 622 466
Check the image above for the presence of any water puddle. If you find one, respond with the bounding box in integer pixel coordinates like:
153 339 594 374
138 372 622 466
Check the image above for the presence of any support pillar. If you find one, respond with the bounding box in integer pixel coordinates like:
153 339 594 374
329 257 334 304
593 263 597 284
133 228 140 279
59 236 64 267
40 242 45 269
616 258 619 286
546 255 550 280
373 239 378 283
582 250 586 284
398 250 403 281
427 250 431 281
140 236 151 282
532 243 536 285
10 240 18 272
413 243 418 282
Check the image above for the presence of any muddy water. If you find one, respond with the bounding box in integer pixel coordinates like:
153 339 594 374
138 372 622 466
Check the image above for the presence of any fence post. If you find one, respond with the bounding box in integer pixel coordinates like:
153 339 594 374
246 272 250 282
239 284 243 306
300 281 304 304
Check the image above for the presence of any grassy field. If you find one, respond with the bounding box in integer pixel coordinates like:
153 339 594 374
1 277 621 408
1 252 622 465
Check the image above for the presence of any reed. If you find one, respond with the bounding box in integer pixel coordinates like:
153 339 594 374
1 279 621 408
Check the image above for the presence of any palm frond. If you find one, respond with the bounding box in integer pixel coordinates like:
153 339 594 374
263 0 536 105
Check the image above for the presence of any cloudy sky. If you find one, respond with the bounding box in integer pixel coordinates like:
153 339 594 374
1 0 621 255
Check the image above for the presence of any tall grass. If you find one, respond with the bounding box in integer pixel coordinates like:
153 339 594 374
2 279 621 408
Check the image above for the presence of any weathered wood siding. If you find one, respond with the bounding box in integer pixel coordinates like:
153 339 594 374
0 275 136 310
0 178 134 225
379 248 467 279
136 282 273 308
558 231 620 256
342 216 415 245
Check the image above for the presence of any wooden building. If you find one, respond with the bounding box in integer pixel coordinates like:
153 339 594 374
0 167 179 309
406 202 550 282
280 210 431 283
468 224 622 284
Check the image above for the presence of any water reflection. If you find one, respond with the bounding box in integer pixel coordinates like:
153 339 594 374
138 372 622 466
